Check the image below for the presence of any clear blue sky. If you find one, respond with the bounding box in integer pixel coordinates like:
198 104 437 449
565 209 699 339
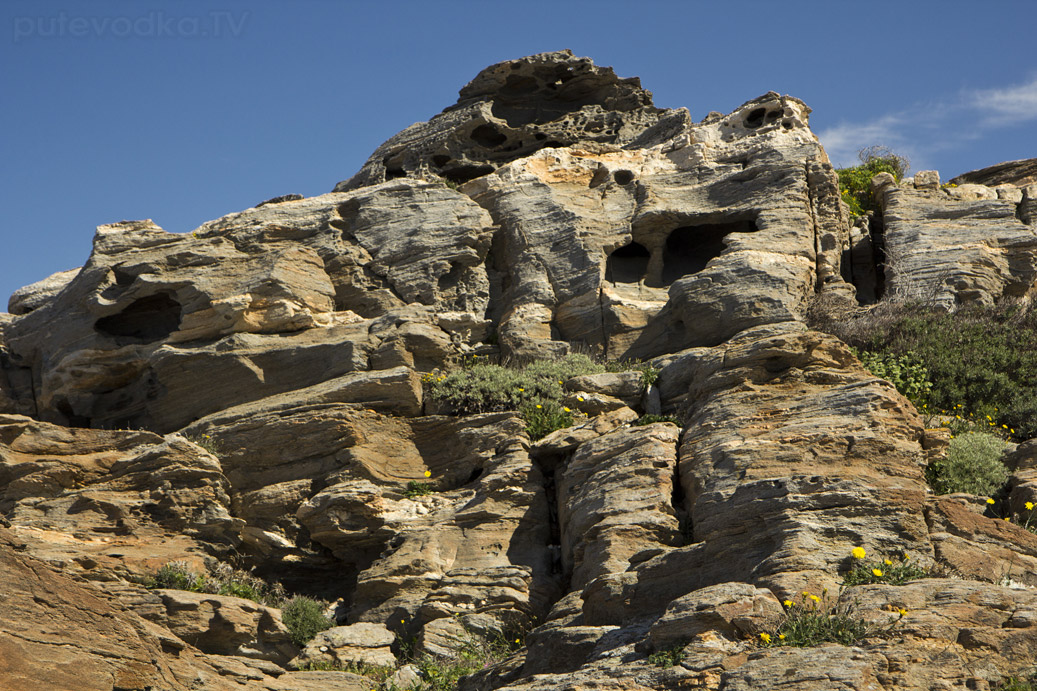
2 0 1035 305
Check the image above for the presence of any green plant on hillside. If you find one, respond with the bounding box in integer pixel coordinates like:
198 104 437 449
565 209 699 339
633 414 681 427
926 431 1009 496
143 561 287 607
836 146 909 218
815 300 1037 440
404 480 434 498
281 596 335 647
521 399 576 440
842 547 929 586
647 643 687 667
413 624 524 691
184 432 224 457
852 349 931 407
761 589 898 648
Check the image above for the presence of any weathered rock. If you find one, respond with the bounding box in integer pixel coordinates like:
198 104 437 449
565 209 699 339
581 325 932 624
912 170 940 189
950 157 1037 188
558 422 681 589
876 179 1037 308
7 267 78 315
0 527 250 691
0 414 240 581
292 622 395 669
150 589 297 664
648 583 784 650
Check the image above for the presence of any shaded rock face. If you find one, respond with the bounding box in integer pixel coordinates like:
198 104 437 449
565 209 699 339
4 51 1037 691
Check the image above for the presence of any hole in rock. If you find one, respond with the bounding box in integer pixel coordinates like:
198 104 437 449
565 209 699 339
438 262 465 292
385 167 406 180
471 124 508 148
442 165 495 185
606 242 650 283
95 293 182 343
431 155 451 168
613 170 635 186
661 220 758 284
744 107 768 129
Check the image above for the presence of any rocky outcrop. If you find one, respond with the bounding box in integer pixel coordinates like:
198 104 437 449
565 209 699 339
873 173 1037 309
5 51 1037 691
950 157 1037 188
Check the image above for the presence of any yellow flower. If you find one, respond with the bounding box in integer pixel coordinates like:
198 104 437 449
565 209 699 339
577 396 585 402
558 380 563 385
424 470 432 478
884 559 893 566
987 498 996 505
801 591 810 598
783 600 794 608
563 407 571 413
515 638 520 644
518 388 524 392
873 568 883 577
809 594 820 603
1004 517 1011 521
778 633 786 640
851 547 866 560
759 633 771 644
1026 502 1034 511
401 619 405 624
903 554 910 561
535 404 542 409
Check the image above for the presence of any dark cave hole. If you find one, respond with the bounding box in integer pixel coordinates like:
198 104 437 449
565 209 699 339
606 242 650 283
95 293 182 343
613 169 635 186
661 220 757 284
438 262 465 292
471 124 508 148
744 107 768 129
431 155 452 168
442 165 495 185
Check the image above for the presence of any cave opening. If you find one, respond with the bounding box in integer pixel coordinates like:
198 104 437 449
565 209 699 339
606 242 650 284
661 220 757 284
95 293 182 343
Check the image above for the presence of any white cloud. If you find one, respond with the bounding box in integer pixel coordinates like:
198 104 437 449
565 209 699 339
816 75 1037 173
969 77 1037 125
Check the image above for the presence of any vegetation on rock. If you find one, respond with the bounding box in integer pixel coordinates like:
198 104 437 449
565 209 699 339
927 431 1010 496
281 596 335 647
836 146 909 218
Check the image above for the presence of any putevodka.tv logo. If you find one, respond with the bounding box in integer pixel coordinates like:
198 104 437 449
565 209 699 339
12 10 249 42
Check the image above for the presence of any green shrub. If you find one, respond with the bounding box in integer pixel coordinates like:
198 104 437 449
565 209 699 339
927 431 1009 496
842 549 929 586
404 480 434 498
763 590 894 648
416 630 522 691
424 353 604 416
836 146 909 218
633 414 681 427
281 596 334 647
647 644 686 667
522 399 575 440
818 301 1037 440
853 349 932 407
146 561 207 592
999 673 1037 691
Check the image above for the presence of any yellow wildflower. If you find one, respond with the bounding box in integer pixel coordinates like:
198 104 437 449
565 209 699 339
535 404 542 409
1004 517 1011 521
903 554 910 561
759 633 771 644
1026 502 1034 511
897 608 907 616
884 559 893 566
809 595 820 603
778 633 786 640
577 396 585 402
783 600 793 608
873 568 883 577
518 388 524 392
563 407 571 413
987 498 996 505
851 547 866 560
424 470 432 478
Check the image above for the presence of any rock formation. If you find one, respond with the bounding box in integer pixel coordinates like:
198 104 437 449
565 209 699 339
3 50 1037 690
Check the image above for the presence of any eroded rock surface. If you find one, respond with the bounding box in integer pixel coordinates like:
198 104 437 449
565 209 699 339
4 51 1037 691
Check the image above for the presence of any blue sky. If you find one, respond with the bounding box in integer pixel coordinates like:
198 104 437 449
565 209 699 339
2 0 1035 305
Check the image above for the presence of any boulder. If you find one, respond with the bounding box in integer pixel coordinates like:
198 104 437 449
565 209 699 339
950 157 1037 188
291 622 395 669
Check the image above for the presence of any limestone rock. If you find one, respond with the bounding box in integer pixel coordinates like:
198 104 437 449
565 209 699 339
7 267 78 315
151 589 297 664
292 622 395 669
950 157 1037 188
648 583 785 650
0 414 241 581
876 180 1037 308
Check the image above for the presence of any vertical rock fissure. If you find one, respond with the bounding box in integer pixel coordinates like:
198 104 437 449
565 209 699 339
669 426 691 546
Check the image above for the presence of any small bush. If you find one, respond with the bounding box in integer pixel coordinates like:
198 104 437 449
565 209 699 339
404 480 434 498
764 590 895 648
927 431 1009 496
853 349 931 407
281 596 335 647
143 561 286 607
415 629 523 691
633 414 681 427
836 146 909 218
522 399 575 440
146 561 207 592
647 644 686 667
842 548 929 586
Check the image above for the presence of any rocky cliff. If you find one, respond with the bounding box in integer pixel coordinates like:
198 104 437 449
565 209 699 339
3 50 1037 691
